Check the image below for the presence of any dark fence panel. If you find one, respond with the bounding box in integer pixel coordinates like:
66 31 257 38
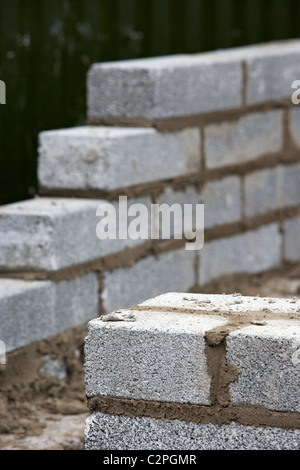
1 0 300 205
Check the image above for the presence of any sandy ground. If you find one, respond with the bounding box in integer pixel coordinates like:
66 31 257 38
0 412 88 450
1 264 300 451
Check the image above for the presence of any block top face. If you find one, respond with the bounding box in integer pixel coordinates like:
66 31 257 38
138 292 300 318
88 309 228 335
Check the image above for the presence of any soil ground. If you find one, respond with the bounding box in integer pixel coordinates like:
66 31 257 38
1 263 300 450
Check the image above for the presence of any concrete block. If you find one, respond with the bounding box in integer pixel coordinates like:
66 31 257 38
245 164 300 218
0 197 152 272
227 320 300 412
284 216 300 263
199 224 281 285
87 52 243 121
0 273 98 353
85 309 227 404
38 126 201 191
139 292 300 317
201 176 241 229
0 279 54 353
204 111 283 169
85 412 300 450
244 40 300 105
102 249 195 312
290 107 300 148
157 185 200 207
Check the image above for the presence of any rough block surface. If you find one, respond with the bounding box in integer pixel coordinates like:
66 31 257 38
85 292 300 450
199 224 281 285
0 197 151 271
244 164 300 218
204 111 283 169
227 320 300 412
139 291 300 317
0 273 98 352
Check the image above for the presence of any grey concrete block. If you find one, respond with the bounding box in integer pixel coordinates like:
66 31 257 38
0 279 54 353
204 111 283 169
85 412 300 450
244 40 300 104
85 309 227 404
0 197 151 272
157 185 200 207
245 164 300 218
38 126 201 191
156 186 201 238
290 107 300 148
87 52 243 121
202 176 241 229
39 355 68 380
102 249 195 312
0 273 98 353
284 216 300 262
199 224 281 285
227 320 300 412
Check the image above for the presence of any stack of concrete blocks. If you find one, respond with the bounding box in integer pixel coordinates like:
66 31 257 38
85 292 300 450
0 39 300 357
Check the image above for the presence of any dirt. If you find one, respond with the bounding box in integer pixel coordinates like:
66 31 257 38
0 264 300 450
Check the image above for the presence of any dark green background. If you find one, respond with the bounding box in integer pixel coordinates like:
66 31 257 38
1 0 300 205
